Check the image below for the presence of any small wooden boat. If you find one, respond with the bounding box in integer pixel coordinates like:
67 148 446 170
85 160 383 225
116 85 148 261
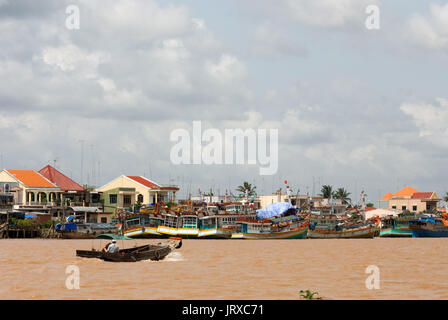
76 239 182 262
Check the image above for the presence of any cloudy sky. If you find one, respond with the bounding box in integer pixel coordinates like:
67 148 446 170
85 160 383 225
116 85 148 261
1 0 448 204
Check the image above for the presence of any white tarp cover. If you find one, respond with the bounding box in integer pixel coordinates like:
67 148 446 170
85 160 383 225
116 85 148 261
256 202 294 219
365 208 400 220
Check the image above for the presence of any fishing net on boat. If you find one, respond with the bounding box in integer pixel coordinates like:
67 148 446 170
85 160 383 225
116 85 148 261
256 202 294 219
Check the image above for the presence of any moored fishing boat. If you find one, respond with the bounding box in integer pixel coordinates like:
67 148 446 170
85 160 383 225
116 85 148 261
409 213 448 237
198 215 232 239
122 212 164 238
233 218 309 239
198 202 257 239
380 212 415 237
232 201 308 239
307 207 379 239
55 221 119 239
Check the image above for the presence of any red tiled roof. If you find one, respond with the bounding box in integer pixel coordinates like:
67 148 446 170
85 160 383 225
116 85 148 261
411 192 433 199
39 165 84 192
6 169 58 188
365 207 377 211
127 176 160 189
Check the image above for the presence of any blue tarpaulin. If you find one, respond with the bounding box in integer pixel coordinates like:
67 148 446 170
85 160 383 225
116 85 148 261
24 213 36 219
55 222 77 231
256 202 294 219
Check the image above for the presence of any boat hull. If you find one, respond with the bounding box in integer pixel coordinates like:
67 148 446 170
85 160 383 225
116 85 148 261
412 229 448 238
232 226 308 239
157 226 199 238
59 231 98 239
76 244 171 262
197 228 232 239
123 226 163 238
307 225 379 239
380 228 412 237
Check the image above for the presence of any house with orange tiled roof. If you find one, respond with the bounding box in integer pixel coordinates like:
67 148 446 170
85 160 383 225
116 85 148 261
0 169 62 212
96 175 179 213
38 165 110 223
379 186 440 213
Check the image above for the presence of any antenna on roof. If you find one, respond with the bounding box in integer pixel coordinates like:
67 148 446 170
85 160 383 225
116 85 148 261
79 139 85 185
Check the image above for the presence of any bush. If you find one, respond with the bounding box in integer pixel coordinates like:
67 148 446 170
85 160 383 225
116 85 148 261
10 218 35 229
39 220 54 229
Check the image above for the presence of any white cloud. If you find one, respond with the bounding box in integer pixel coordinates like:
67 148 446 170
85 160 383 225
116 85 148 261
406 3 448 50
251 23 308 58
401 98 448 145
250 0 380 29
206 54 247 83
40 44 109 79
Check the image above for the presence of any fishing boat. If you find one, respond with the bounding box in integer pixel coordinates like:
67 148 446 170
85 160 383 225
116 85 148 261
380 212 415 237
122 202 201 239
198 203 257 239
233 217 309 239
232 201 309 239
76 238 182 262
122 213 164 238
55 222 119 239
409 214 448 237
76 244 170 262
198 215 232 239
307 208 379 239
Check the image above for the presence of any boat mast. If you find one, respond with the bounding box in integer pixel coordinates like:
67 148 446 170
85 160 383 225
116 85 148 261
361 190 366 222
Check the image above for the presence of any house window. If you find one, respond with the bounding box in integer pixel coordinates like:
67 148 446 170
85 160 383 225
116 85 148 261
392 206 396 209
137 194 144 203
101 217 107 223
123 195 132 206
426 204 431 211
412 206 417 212
109 194 117 204
402 206 406 210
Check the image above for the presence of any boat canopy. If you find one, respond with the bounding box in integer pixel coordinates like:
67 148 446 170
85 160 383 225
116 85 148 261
256 202 294 219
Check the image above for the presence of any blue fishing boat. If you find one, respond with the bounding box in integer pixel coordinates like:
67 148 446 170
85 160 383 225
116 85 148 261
409 214 448 237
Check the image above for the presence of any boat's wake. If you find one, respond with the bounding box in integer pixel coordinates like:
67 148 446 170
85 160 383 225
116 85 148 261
164 251 184 262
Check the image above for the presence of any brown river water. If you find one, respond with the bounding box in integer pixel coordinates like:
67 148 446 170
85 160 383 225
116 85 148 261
1 238 448 300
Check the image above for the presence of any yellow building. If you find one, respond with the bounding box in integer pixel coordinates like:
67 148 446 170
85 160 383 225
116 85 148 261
0 169 62 207
96 175 179 209
379 186 440 213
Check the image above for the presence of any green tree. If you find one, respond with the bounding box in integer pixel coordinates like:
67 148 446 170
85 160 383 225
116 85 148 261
444 192 448 203
333 187 352 205
319 185 333 199
236 182 256 195
134 201 143 212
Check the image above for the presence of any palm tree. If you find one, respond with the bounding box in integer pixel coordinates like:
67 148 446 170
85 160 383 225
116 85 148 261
236 182 256 195
333 188 352 205
319 185 333 199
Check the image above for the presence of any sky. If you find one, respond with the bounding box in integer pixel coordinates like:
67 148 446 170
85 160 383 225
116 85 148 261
0 0 448 204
